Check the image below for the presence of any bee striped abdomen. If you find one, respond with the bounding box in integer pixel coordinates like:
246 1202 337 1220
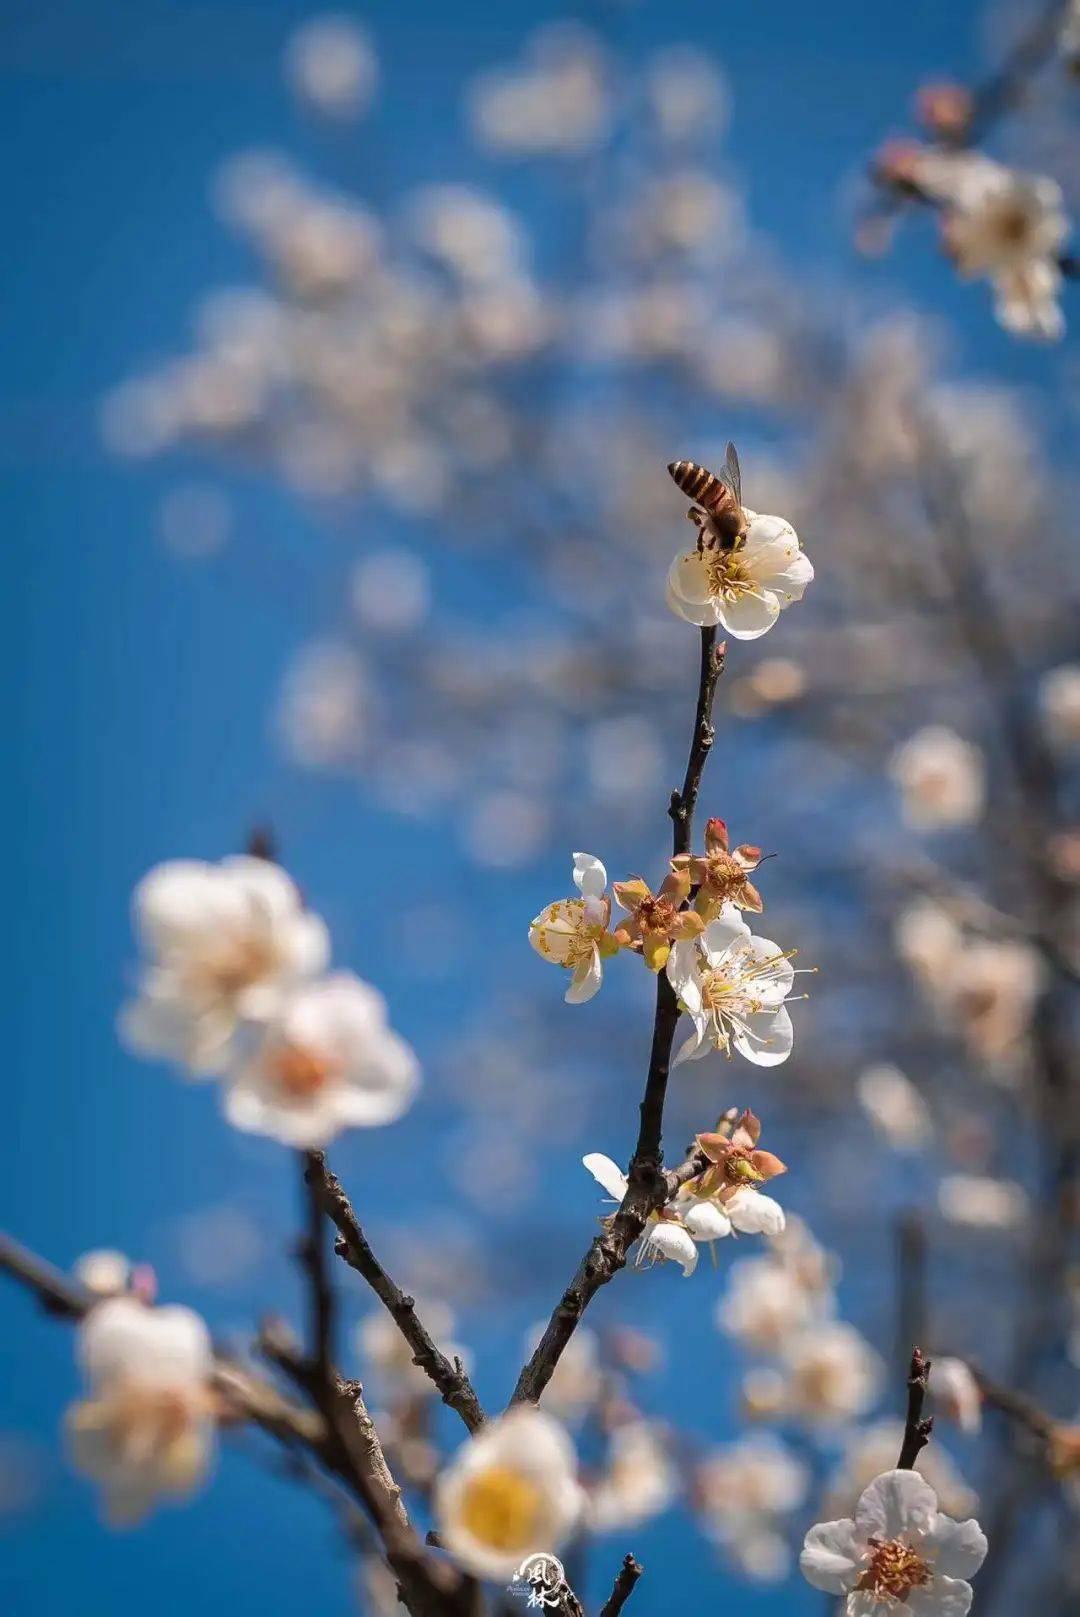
668 460 722 509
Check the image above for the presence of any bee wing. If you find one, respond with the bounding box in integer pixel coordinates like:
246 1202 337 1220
722 441 743 506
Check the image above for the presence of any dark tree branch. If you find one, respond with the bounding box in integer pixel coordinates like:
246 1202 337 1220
510 627 726 1408
306 1151 487 1433
300 1149 335 1382
599 1553 644 1617
897 1346 934 1469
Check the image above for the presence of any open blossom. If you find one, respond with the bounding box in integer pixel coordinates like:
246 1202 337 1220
717 1255 827 1354
224 972 419 1148
666 510 813 639
696 1434 809 1580
781 1322 884 1425
667 908 797 1067
670 817 763 920
119 856 329 1076
611 866 705 972
889 726 984 830
945 167 1067 275
66 1297 215 1527
586 1420 679 1530
583 1153 730 1278
529 853 619 1003
680 1112 787 1235
434 1407 582 1581
936 163 1068 341
801 1468 987 1617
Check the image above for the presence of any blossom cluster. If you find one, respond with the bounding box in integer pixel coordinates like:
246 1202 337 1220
530 822 802 1068
119 854 418 1148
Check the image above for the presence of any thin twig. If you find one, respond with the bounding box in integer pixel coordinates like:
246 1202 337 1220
306 1151 486 1433
599 1553 644 1617
897 1346 934 1469
511 627 726 1408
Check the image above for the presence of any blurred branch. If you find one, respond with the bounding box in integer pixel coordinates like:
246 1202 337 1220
897 1346 934 1469
306 1151 487 1433
511 628 725 1408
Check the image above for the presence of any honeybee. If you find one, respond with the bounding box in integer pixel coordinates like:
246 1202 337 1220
668 442 748 551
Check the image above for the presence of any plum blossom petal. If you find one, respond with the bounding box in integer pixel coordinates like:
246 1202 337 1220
583 1153 628 1202
921 1514 988 1580
641 1222 698 1275
854 1468 938 1543
726 1187 785 1236
799 1517 861 1593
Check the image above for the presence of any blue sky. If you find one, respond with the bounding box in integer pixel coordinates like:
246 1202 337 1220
0 1 1051 1612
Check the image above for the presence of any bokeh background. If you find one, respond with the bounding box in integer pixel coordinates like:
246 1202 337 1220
2 1 1077 1613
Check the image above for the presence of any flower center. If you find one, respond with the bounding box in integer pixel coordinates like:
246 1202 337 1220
704 548 753 602
269 1042 336 1099
104 1385 196 1460
459 1464 543 1552
856 1537 931 1602
636 896 679 934
191 936 275 1000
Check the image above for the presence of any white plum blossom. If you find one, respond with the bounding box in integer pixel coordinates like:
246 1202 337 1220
666 907 797 1067
434 1407 583 1582
529 853 617 1003
583 1153 728 1278
716 1255 829 1354
932 1359 982 1436
889 726 985 831
66 1297 215 1527
224 972 419 1149
696 1434 809 1581
781 1322 884 1426
119 856 329 1076
801 1468 987 1616
942 165 1068 341
1039 664 1080 749
856 1064 932 1151
937 1174 1029 1230
586 1420 679 1530
666 510 813 638
284 15 378 120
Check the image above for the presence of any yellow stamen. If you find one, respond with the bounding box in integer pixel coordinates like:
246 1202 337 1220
459 1465 542 1552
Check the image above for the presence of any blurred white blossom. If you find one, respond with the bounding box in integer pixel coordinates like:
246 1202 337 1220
1039 664 1080 749
284 15 378 120
119 856 329 1076
586 1420 678 1530
434 1407 582 1581
224 971 419 1148
66 1298 214 1527
856 1064 932 1150
889 726 984 831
